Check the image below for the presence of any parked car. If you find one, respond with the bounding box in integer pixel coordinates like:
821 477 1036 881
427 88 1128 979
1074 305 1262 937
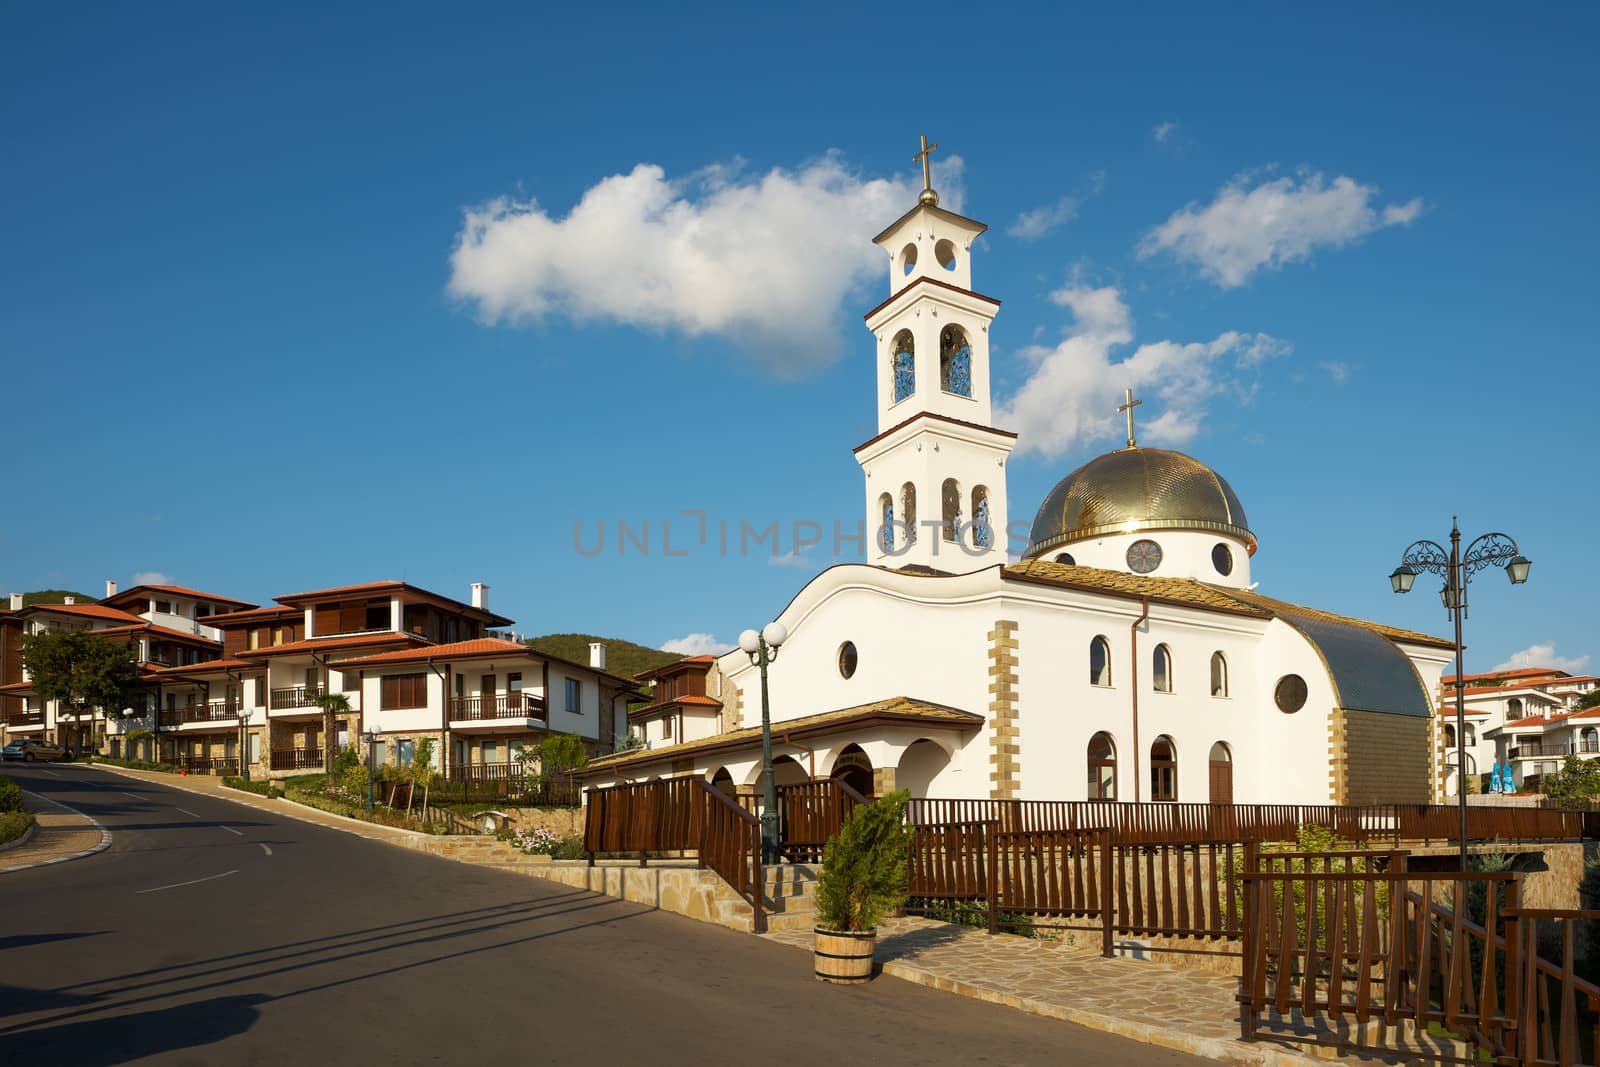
0 738 68 762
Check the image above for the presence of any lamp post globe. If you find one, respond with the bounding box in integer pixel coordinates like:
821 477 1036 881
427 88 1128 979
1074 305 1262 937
738 629 761 655
761 622 788 648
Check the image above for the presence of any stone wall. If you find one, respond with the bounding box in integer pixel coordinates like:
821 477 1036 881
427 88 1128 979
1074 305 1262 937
1337 708 1431 805
987 620 1019 800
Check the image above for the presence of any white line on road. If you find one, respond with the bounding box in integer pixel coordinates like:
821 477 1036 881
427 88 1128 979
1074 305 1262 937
135 869 239 895
174 807 201 818
219 825 243 836
35 768 60 777
122 792 143 800
258 843 272 856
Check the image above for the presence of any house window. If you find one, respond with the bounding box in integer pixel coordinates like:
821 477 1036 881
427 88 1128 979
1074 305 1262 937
1210 652 1228 698
381 673 427 710
564 678 581 714
662 715 673 741
1507 698 1524 720
1090 636 1112 687
155 600 171 614
446 618 459 643
272 627 285 646
482 741 498 764
1150 736 1178 802
1087 732 1116 800
249 629 261 650
507 672 522 692
1275 675 1308 714
397 738 415 766
1152 644 1173 693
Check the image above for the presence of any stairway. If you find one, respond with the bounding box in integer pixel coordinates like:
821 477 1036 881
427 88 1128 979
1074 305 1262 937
761 864 820 933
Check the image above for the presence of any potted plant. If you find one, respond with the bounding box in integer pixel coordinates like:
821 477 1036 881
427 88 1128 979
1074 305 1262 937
813 789 912 984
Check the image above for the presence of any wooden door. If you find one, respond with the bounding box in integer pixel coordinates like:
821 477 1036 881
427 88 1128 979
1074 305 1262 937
481 674 495 718
1208 758 1233 804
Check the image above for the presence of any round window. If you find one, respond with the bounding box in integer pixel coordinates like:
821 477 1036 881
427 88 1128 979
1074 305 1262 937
1275 674 1308 714
1212 542 1234 576
1054 552 1076 565
1126 539 1163 574
837 641 858 680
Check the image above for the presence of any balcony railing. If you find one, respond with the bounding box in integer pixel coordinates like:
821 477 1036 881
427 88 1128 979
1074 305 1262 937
4 712 45 727
449 694 546 723
1513 741 1600 759
158 702 243 726
270 686 326 711
268 748 324 771
170 755 240 775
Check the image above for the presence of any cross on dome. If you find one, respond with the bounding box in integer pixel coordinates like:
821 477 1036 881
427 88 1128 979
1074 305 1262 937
1117 388 1143 449
913 133 939 206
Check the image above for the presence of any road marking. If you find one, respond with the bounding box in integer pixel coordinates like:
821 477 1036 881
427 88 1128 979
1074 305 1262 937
219 825 243 836
136 869 239 895
122 792 143 800
36 768 60 777
174 807 201 818
258 843 273 856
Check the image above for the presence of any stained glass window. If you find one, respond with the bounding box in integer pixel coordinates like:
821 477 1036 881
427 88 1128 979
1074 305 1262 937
892 331 915 403
901 483 917 544
972 488 992 548
941 478 961 543
878 494 894 552
940 326 973 397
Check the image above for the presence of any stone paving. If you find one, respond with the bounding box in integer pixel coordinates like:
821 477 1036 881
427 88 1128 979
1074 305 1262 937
1 787 111 874
765 917 1327 1066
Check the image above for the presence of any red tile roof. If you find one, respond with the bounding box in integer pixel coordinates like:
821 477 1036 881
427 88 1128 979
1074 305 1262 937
205 606 302 624
102 585 257 610
1443 666 1569 684
152 658 257 676
630 693 724 717
87 623 222 646
236 633 428 659
271 581 514 626
22 603 145 623
333 638 530 669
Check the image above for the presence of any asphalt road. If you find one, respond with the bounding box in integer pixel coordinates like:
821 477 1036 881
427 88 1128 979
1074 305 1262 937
0 763 1207 1065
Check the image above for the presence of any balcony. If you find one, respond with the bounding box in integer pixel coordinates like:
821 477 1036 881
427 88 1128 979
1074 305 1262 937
158 702 243 727
269 748 324 772
170 755 240 775
1511 741 1600 759
448 694 546 728
3 713 45 730
270 686 326 711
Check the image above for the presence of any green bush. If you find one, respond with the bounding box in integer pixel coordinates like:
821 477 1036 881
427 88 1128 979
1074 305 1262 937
87 756 179 773
284 785 444 834
0 810 35 845
0 776 23 814
814 790 913 933
221 776 280 798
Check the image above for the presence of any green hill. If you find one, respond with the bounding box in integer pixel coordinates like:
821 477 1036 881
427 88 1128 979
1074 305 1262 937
18 589 100 607
526 633 682 681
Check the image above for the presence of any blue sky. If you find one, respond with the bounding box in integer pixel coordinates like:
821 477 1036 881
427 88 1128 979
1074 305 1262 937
3 4 1595 675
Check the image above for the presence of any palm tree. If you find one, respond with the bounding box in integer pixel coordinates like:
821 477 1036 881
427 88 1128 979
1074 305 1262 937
308 692 352 776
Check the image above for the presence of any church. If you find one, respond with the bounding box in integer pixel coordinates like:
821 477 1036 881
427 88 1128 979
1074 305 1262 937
584 145 1455 808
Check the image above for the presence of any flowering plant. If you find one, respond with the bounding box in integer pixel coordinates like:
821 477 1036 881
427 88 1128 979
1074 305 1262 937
508 826 560 856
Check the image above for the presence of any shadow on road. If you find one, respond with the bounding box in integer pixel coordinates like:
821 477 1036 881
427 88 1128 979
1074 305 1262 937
0 931 108 952
3 993 268 1065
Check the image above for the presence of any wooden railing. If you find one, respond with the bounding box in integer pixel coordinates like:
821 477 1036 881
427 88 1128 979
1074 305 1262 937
583 777 765 932
774 778 867 862
269 748 323 771
159 702 243 726
3 713 44 727
269 686 325 710
172 755 240 774
441 764 581 806
449 694 547 722
1393 804 1582 845
1239 865 1600 1064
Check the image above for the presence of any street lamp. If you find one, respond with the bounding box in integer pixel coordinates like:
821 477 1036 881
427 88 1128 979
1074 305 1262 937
739 621 789 864
239 707 253 782
363 726 378 811
1390 518 1530 870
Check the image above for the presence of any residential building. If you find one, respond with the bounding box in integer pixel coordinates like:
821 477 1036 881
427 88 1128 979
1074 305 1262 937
1436 666 1600 790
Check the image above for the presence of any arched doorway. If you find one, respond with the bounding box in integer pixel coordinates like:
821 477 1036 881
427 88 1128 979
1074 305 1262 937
708 767 736 796
1150 736 1177 802
831 744 874 799
1208 742 1233 804
896 739 950 797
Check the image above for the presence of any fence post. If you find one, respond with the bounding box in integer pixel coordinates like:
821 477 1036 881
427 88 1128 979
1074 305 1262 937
986 822 999 936
1099 828 1114 958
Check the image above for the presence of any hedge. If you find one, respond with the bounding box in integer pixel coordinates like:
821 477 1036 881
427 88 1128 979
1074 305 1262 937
0 775 23 814
284 787 445 834
88 756 179 773
222 776 281 798
0 810 35 846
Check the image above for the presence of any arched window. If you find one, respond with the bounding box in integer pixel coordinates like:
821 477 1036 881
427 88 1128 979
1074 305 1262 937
1583 727 1599 753
900 242 917 277
970 485 991 549
1090 635 1112 687
1208 741 1233 804
940 324 973 397
901 482 917 545
941 478 961 543
891 330 915 403
1443 723 1457 747
1152 644 1173 693
877 493 894 552
1463 724 1476 747
1087 732 1116 800
1150 736 1177 802
1210 652 1228 698
1507 698 1524 720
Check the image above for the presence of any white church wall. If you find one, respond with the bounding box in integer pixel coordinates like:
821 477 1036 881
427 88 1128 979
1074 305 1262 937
1249 620 1345 803
1042 530 1254 589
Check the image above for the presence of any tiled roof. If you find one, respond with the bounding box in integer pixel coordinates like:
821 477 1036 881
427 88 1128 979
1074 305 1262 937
585 696 982 774
86 623 222 646
1460 685 1561 699
200 606 301 624
634 654 717 682
103 585 256 609
236 633 428 659
1216 587 1454 650
1003 560 1271 618
22 603 145 623
334 638 530 669
1444 666 1568 684
0 681 31 692
272 581 514 626
629 693 724 717
152 658 257 676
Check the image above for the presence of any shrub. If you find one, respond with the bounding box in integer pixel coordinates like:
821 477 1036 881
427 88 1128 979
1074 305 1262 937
222 776 280 798
283 785 444 834
0 810 34 845
0 776 23 814
87 756 179 773
814 790 913 933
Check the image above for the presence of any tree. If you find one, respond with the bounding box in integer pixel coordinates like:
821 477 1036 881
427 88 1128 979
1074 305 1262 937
308 692 352 775
20 630 144 756
534 733 589 780
1543 755 1600 805
1576 691 1600 712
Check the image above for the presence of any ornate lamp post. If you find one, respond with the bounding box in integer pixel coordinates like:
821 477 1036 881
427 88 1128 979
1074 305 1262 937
239 707 253 781
738 621 789 864
363 726 378 811
1389 518 1531 869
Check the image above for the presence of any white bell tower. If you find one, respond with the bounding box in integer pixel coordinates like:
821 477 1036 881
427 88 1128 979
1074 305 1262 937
855 135 1015 573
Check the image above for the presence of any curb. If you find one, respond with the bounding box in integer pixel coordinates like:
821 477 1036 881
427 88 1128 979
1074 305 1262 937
0 792 113 875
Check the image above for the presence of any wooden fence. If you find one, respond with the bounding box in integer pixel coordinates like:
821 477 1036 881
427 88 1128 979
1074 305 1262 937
1239 866 1600 1065
773 779 867 862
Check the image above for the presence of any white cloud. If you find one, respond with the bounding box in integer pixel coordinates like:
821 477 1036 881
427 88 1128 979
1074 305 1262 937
660 632 732 657
1321 360 1351 385
131 571 173 587
1008 195 1079 241
448 153 963 376
1152 121 1176 144
1138 170 1423 288
1492 643 1591 675
996 283 1289 459
770 548 815 569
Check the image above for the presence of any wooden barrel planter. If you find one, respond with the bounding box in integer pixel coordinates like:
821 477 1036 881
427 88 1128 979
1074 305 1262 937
814 928 876 984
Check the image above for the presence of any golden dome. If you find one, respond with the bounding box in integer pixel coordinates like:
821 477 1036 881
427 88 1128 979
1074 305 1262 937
1023 447 1255 559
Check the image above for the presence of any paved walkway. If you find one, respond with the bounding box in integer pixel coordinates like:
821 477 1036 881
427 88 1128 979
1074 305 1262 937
765 917 1325 1067
1 787 112 874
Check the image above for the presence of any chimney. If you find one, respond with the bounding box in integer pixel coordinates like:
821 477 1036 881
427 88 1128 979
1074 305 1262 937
105 579 118 599
7 593 20 611
470 582 488 611
589 642 607 671
63 596 76 605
